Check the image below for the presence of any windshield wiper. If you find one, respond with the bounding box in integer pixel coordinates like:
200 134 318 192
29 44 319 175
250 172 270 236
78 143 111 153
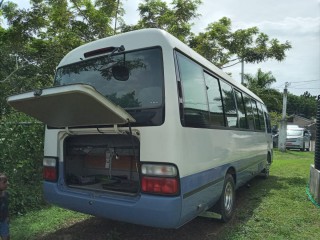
110 45 125 58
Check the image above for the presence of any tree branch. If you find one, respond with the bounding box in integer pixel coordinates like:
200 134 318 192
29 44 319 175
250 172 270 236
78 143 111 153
0 66 25 83
0 56 55 83
70 0 93 30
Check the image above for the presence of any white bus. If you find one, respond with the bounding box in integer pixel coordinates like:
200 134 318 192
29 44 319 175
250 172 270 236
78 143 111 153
8 29 272 228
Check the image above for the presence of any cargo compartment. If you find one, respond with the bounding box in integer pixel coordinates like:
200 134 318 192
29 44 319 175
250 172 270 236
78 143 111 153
64 134 140 195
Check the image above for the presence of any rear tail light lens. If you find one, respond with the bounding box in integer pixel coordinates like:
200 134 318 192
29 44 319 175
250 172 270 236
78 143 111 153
142 177 178 194
141 164 179 195
141 164 177 176
43 157 58 182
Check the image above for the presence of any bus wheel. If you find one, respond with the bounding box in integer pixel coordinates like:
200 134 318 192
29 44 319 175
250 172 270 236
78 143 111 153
261 154 271 179
218 174 235 222
261 165 270 179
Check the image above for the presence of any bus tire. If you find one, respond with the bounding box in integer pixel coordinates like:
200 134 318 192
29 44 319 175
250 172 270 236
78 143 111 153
218 174 235 222
261 154 271 179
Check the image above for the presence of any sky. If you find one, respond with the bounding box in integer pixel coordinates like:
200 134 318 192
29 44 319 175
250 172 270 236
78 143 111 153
10 0 320 97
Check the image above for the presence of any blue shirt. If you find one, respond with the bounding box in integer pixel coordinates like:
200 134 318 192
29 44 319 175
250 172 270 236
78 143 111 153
0 192 9 222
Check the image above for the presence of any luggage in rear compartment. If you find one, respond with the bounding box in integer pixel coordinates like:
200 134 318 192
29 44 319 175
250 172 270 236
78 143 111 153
64 134 140 194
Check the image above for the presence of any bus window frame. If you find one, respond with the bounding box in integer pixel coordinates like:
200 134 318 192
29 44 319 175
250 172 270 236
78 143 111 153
174 49 266 132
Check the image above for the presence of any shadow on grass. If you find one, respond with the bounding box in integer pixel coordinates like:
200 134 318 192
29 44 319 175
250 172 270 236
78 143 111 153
35 215 226 240
34 175 305 240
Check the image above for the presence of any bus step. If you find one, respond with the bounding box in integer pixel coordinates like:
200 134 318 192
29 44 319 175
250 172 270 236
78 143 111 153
199 211 222 220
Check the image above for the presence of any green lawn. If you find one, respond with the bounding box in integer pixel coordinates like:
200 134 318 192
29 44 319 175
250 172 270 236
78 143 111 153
10 206 90 240
10 150 320 240
223 150 320 240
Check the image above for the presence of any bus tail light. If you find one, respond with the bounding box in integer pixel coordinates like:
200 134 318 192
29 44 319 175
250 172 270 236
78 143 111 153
43 157 58 182
141 164 179 195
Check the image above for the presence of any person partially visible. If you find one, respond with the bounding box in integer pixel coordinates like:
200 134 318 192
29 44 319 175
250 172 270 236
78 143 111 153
0 173 9 240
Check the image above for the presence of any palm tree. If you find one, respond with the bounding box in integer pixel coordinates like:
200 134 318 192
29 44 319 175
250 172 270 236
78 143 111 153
243 68 281 112
243 68 276 91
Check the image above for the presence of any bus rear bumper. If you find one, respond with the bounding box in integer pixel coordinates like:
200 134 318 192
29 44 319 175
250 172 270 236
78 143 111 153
43 182 182 228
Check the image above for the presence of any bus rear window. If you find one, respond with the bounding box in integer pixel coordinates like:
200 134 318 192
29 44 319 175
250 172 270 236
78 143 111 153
54 48 165 126
55 48 164 110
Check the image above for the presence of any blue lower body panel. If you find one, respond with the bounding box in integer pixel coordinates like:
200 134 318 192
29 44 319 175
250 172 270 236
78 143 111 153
43 154 266 228
178 154 267 225
44 182 182 228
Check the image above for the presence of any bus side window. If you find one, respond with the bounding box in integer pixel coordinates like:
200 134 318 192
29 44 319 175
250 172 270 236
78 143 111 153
262 104 272 133
220 81 238 128
251 99 261 130
204 72 224 127
234 90 248 129
258 103 266 131
243 94 255 130
176 52 210 128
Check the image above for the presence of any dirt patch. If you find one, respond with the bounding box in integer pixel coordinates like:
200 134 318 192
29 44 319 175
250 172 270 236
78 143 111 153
36 216 228 240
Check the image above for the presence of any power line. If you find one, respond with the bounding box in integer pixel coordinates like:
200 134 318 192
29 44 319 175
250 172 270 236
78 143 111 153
289 80 319 83
291 84 319 88
273 84 285 88
289 87 320 89
273 80 319 89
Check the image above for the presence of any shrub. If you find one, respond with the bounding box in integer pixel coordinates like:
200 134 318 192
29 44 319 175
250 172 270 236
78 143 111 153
0 112 46 216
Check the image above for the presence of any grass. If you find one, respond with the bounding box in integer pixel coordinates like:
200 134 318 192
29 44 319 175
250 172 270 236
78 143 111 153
11 207 90 239
10 150 320 240
223 150 320 240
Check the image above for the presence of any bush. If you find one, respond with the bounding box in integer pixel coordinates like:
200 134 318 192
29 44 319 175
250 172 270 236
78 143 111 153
0 112 46 216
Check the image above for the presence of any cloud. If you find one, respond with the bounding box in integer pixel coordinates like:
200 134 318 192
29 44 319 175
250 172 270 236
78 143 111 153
259 17 319 38
234 17 320 38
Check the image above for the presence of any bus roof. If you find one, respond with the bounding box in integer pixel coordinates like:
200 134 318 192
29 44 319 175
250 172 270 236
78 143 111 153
58 28 263 103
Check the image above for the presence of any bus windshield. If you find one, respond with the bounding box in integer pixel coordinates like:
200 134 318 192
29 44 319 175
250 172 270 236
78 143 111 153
54 48 164 110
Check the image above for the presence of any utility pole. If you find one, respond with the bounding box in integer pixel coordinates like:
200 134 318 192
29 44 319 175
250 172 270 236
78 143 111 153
241 59 244 84
309 94 320 204
114 0 120 35
278 82 290 152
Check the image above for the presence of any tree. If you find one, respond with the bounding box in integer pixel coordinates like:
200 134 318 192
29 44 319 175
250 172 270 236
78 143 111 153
0 0 124 117
0 2 52 116
189 17 292 68
269 111 283 128
121 0 202 42
243 68 282 112
189 17 232 67
121 3 291 68
0 112 45 215
287 91 317 119
242 68 317 119
1 0 124 63
243 68 276 91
